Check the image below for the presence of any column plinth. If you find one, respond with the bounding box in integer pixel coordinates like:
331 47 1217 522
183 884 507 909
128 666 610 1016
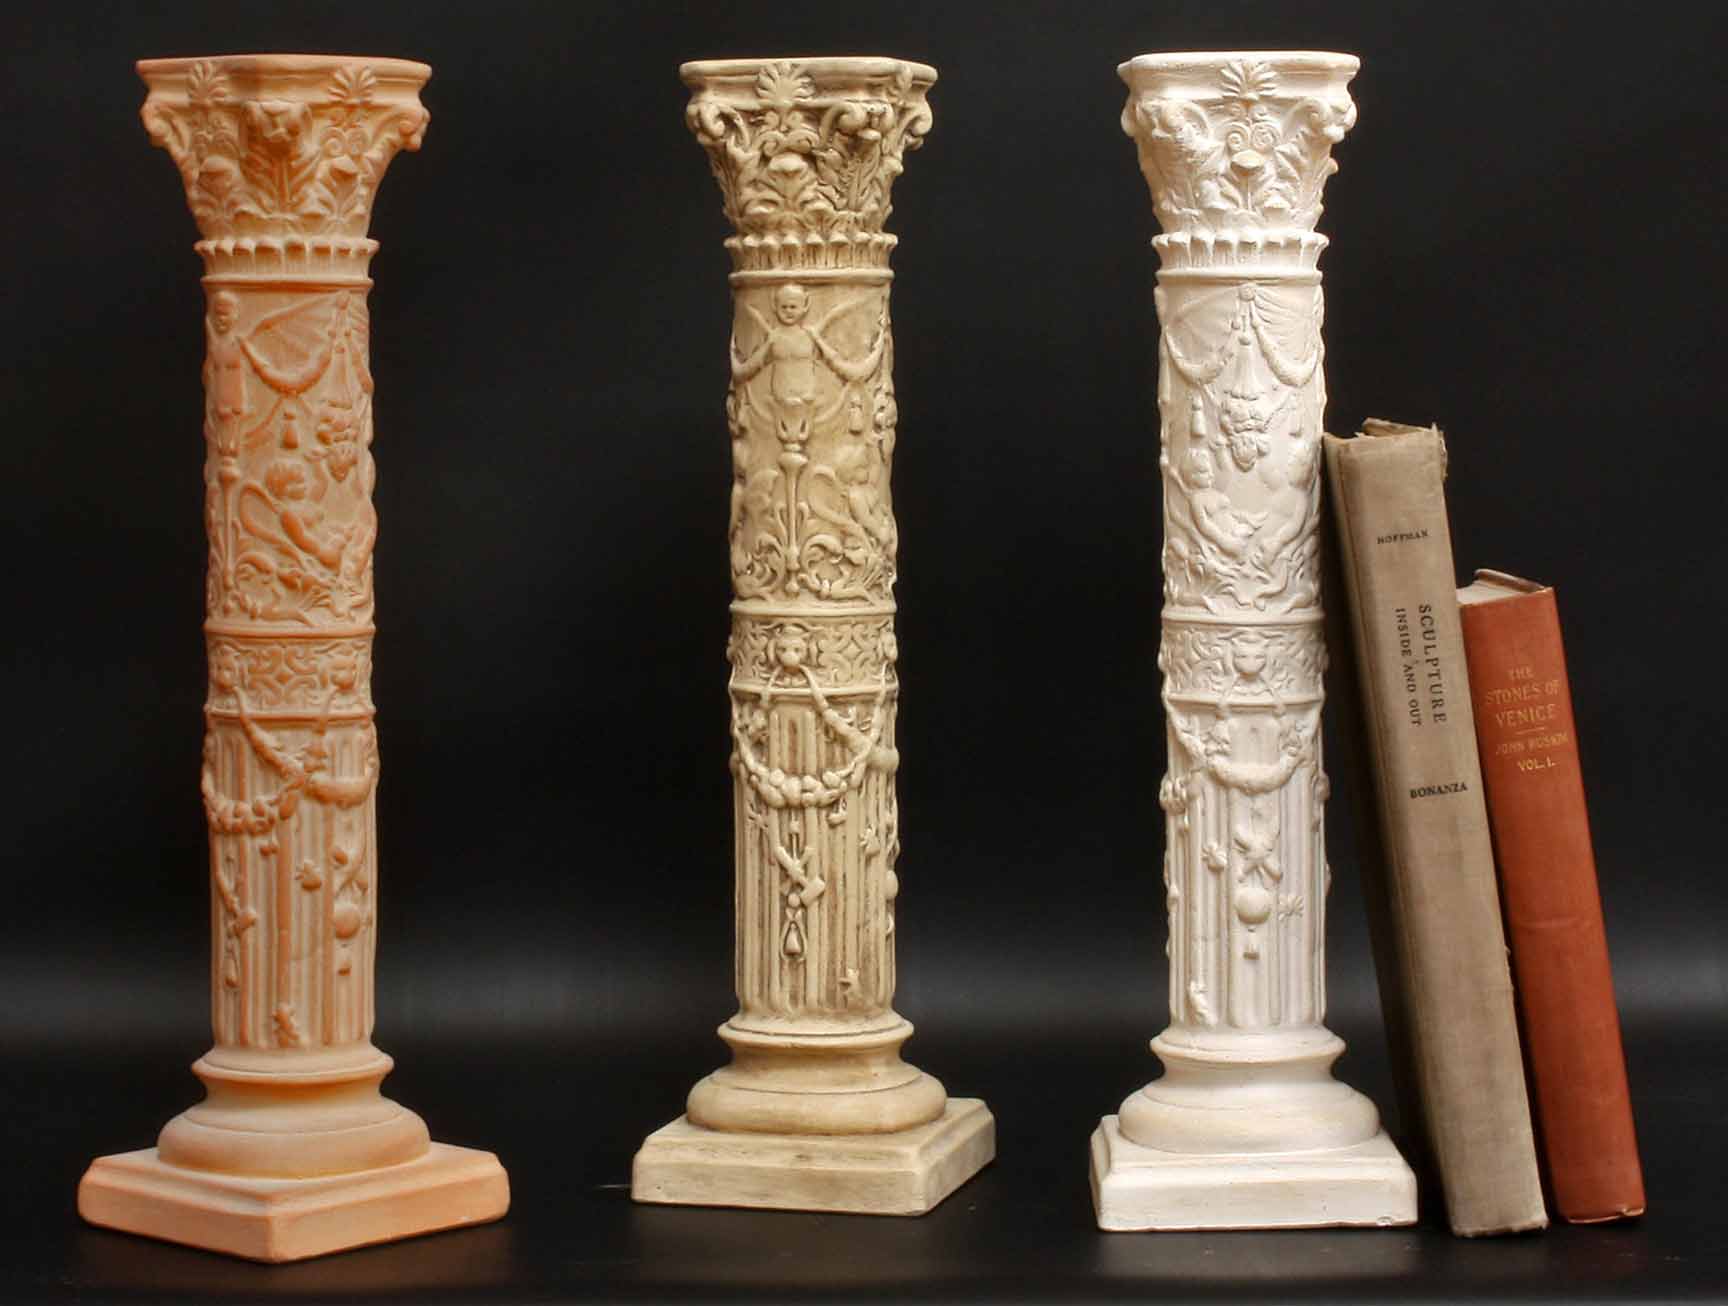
1090 51 1416 1232
78 54 508 1262
632 56 993 1216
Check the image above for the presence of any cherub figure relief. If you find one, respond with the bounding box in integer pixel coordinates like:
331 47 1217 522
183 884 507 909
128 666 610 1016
240 458 340 568
1180 444 1262 557
233 450 375 622
730 283 887 448
1247 434 1321 608
727 285 895 599
204 291 250 462
1166 443 1265 607
203 291 252 610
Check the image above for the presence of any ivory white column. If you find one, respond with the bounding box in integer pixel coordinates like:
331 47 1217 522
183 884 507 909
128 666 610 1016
1089 51 1417 1231
632 56 994 1216
78 55 508 1262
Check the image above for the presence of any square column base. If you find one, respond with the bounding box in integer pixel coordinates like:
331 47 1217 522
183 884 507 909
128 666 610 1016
78 1142 509 1262
1090 1115 1416 1231
633 1098 994 1216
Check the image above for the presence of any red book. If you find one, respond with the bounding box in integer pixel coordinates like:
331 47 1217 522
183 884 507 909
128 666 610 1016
1456 570 1645 1223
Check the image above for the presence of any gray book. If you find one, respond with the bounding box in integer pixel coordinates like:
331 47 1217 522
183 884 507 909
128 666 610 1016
1323 421 1547 1236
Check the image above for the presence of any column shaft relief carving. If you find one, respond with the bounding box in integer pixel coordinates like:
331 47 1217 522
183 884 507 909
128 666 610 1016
155 53 417 1069
144 55 427 1057
695 58 926 1060
725 272 902 1029
198 276 384 1052
1130 56 1351 1036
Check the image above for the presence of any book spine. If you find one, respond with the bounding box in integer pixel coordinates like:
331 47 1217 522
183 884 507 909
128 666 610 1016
1458 587 1645 1222
1322 431 1546 1235
1319 493 1430 1190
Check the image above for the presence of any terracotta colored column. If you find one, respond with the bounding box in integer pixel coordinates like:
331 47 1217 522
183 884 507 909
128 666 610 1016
1089 51 1417 1230
78 54 507 1262
632 56 994 1215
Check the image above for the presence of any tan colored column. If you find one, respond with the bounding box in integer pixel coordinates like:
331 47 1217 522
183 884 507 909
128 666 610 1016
78 54 507 1262
1089 51 1417 1231
633 56 993 1215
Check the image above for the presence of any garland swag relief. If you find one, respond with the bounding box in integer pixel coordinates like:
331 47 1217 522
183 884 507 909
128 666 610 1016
1090 52 1415 1232
78 55 507 1263
633 58 993 1217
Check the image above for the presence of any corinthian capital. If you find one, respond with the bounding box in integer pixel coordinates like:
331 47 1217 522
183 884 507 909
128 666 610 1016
1120 52 1357 238
682 57 935 271
138 55 430 244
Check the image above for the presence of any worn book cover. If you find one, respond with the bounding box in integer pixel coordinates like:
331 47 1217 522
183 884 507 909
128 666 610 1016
1457 571 1645 1223
1322 422 1546 1236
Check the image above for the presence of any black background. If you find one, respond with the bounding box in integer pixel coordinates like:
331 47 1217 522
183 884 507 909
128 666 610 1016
3 1 1724 1301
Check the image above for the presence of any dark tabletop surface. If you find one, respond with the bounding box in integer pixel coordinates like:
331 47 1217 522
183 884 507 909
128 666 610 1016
5 1019 1722 1304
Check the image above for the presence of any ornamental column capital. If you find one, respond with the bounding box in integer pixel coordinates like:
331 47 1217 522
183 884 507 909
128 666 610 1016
138 54 430 275
681 56 936 274
1119 52 1356 263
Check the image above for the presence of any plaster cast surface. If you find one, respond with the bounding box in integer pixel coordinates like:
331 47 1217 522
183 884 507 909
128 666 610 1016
78 54 507 1262
636 1099 995 1216
1090 51 1415 1232
631 56 993 1215
1091 1117 1413 1232
78 1143 507 1263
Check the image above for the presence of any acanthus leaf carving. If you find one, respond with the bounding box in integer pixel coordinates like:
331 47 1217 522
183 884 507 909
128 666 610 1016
141 58 429 241
686 59 933 245
1123 57 1355 238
